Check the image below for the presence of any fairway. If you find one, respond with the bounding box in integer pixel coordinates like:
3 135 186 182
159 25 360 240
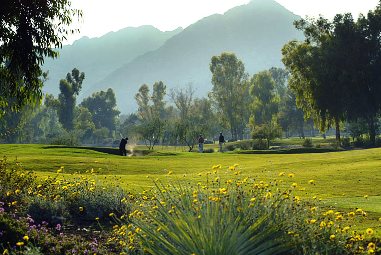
1 144 381 217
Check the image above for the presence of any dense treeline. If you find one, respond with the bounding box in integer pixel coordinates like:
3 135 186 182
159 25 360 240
283 2 381 146
0 61 315 149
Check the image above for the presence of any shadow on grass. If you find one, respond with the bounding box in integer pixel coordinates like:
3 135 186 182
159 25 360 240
42 145 179 156
234 147 344 154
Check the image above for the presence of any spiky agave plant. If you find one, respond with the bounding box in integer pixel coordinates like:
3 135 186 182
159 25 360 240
131 180 290 255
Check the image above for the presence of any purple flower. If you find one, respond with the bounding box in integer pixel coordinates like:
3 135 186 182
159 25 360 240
0 208 4 213
26 215 34 224
55 224 62 231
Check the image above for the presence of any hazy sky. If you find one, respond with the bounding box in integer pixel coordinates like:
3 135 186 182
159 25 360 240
67 0 379 44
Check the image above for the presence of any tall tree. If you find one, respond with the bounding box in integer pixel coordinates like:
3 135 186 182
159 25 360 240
282 15 352 141
170 86 215 151
209 52 250 141
135 82 167 150
58 68 85 130
346 7 381 145
249 71 281 148
0 0 81 116
283 5 381 145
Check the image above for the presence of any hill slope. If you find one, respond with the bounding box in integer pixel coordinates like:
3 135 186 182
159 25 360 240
94 0 303 112
42 25 183 96
43 0 303 112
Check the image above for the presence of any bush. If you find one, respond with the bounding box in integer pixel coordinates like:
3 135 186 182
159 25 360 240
65 186 130 225
224 139 268 151
0 157 36 208
27 197 68 225
252 139 268 150
302 138 313 148
341 137 351 148
0 209 29 245
130 179 289 254
203 148 214 153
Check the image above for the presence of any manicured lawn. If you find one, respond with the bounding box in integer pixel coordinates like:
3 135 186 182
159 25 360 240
1 143 380 226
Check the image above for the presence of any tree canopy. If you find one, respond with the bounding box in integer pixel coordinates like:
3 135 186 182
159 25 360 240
209 52 250 140
0 0 81 116
282 2 381 144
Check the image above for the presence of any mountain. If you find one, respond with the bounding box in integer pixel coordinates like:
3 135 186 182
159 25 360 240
43 0 303 113
42 25 183 95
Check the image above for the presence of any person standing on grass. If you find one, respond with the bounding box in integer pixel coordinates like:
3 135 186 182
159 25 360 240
218 132 225 152
119 137 128 156
198 134 205 153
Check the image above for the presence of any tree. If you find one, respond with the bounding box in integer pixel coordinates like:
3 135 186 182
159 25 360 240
345 7 381 145
282 15 353 142
209 52 250 141
249 71 281 148
268 67 289 100
283 6 381 145
278 90 306 138
80 88 120 133
0 0 81 116
170 86 215 151
58 68 85 130
74 107 96 143
135 82 167 150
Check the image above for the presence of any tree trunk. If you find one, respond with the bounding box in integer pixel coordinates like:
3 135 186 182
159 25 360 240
335 118 341 142
368 117 376 146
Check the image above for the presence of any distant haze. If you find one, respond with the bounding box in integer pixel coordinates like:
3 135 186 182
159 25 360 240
45 0 381 114
67 0 378 45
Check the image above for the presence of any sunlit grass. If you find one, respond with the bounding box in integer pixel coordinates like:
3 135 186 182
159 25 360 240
1 143 381 228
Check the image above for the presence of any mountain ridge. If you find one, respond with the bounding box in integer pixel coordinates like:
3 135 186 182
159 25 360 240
43 0 303 113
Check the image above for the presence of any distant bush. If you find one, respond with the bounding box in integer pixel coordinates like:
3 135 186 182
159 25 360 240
302 138 313 148
224 139 268 151
341 137 351 148
252 139 268 150
203 148 214 153
236 147 341 154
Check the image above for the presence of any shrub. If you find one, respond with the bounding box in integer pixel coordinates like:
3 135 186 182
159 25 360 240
121 166 378 255
130 180 289 255
27 197 68 225
252 139 268 150
203 148 214 153
0 157 36 208
65 185 130 225
302 138 313 148
341 137 351 148
0 209 29 245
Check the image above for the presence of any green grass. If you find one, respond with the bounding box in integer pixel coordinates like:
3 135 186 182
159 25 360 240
1 143 381 220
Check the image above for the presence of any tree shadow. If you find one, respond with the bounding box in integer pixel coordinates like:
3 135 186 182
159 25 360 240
42 145 121 155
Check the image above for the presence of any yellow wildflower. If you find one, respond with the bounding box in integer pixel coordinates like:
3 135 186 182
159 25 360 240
16 242 24 246
366 228 374 235
23 236 29 241
330 234 335 240
368 242 376 250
